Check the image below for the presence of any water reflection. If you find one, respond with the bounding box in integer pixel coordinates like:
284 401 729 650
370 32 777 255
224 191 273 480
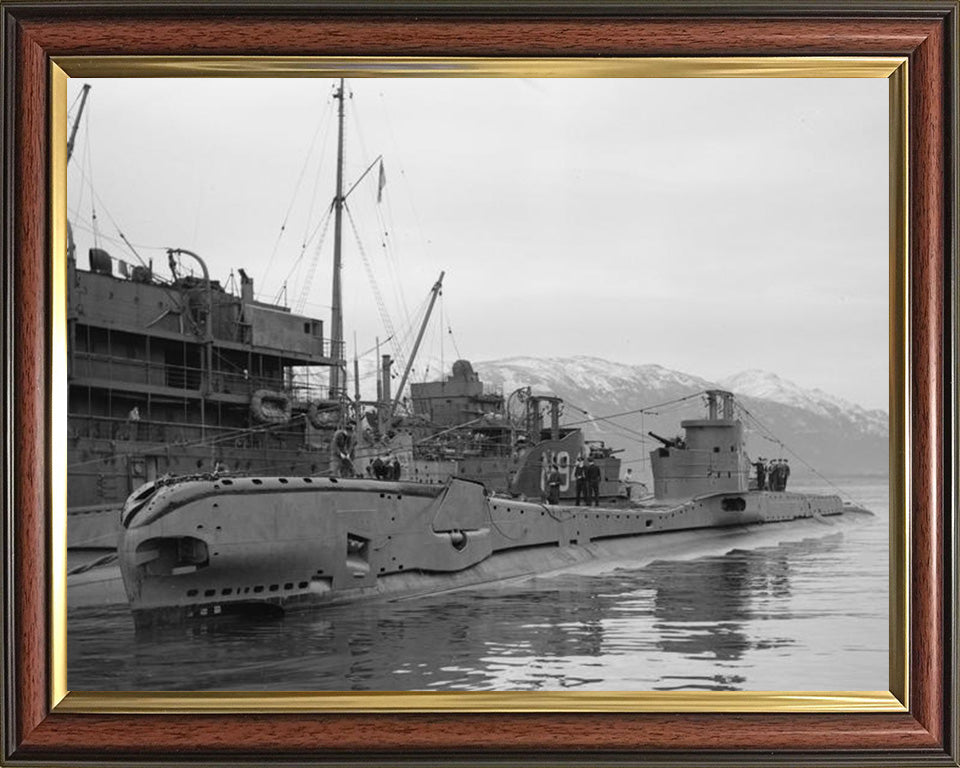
650 541 799 665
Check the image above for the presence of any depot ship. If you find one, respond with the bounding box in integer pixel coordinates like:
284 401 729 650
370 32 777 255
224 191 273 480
108 82 871 628
66 85 340 551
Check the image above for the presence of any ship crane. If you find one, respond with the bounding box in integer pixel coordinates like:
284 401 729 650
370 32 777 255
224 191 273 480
390 271 445 418
66 83 91 262
67 83 91 163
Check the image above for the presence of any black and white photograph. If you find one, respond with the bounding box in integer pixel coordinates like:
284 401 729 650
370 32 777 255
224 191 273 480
65 76 889 693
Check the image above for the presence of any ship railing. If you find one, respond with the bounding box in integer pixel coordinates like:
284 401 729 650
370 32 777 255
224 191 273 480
212 370 291 395
288 366 349 403
66 412 319 453
73 351 202 391
481 383 504 398
72 351 302 396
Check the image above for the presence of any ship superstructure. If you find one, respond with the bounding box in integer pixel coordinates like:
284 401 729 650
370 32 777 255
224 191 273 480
349 357 624 500
67 247 341 547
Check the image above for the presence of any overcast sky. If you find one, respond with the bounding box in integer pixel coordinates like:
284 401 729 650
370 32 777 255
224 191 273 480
66 77 889 410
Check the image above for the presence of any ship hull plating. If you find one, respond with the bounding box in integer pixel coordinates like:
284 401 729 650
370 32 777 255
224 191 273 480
119 475 863 628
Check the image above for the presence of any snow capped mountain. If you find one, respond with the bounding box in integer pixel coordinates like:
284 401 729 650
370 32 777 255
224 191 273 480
718 369 887 437
475 355 710 400
470 356 888 479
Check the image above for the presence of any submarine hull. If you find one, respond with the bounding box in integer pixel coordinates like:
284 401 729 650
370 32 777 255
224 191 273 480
119 475 865 629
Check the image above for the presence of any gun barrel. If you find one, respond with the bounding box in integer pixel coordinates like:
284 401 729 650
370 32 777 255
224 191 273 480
648 431 676 447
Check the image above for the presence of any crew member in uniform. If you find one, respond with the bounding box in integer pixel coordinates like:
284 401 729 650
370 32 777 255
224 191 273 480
780 459 791 490
574 457 587 505
390 455 402 481
547 463 562 504
753 457 767 490
769 459 784 491
586 458 601 506
331 423 355 477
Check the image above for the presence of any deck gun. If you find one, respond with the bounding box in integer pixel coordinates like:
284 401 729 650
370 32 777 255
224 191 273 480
648 431 683 449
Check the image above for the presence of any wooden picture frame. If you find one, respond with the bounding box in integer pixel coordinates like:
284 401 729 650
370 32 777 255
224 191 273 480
2 2 957 764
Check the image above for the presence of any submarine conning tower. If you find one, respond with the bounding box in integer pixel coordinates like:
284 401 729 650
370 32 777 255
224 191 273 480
649 390 750 501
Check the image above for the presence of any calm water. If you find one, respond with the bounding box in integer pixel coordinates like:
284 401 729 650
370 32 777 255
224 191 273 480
68 479 888 692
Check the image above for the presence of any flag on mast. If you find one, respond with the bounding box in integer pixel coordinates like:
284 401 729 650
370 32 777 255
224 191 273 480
377 159 387 203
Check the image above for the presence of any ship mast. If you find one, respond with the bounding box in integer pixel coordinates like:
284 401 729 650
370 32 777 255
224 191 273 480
329 78 346 400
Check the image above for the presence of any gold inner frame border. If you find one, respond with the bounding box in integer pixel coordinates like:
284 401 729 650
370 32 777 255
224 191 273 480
48 55 909 714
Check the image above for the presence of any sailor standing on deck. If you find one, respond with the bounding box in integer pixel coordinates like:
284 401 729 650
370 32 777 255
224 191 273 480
769 460 784 491
331 423 355 478
547 463 562 504
779 460 788 491
754 457 767 491
586 458 601 507
622 467 636 499
390 455 402 481
574 457 587 505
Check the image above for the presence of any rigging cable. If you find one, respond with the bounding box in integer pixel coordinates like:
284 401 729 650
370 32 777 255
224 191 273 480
259 94 335 293
291 201 335 313
83 107 100 249
68 220 170 256
347 90 413 364
735 401 866 507
441 290 463 360
69 111 89 226
377 88 432 328
563 400 653 447
561 392 703 429
279 89 339 304
343 202 405 372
